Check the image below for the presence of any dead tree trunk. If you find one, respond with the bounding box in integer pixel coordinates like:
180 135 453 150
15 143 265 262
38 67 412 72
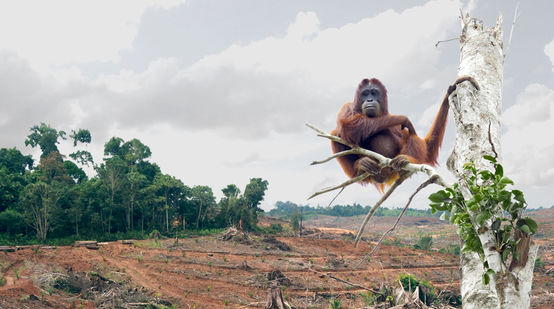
265 284 288 309
447 13 538 309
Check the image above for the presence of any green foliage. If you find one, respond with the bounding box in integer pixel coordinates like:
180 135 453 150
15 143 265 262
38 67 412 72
269 223 283 234
0 209 26 234
25 123 66 158
69 129 91 146
535 258 545 269
69 150 94 167
439 244 461 256
290 204 299 233
149 230 161 240
63 161 87 183
216 179 269 231
268 201 441 219
257 224 284 235
398 273 436 305
359 291 375 306
0 148 33 175
0 124 269 244
328 298 342 309
413 235 433 251
429 156 536 284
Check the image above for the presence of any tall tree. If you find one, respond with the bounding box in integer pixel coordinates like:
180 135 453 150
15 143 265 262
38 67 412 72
68 129 94 166
0 148 33 212
290 204 299 235
25 123 66 158
242 178 269 229
217 184 241 227
190 185 216 230
126 168 147 231
0 147 33 175
97 156 128 233
153 174 185 232
21 152 72 242
443 14 538 308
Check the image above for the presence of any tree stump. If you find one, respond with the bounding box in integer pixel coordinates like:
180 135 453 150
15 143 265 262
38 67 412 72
265 284 288 309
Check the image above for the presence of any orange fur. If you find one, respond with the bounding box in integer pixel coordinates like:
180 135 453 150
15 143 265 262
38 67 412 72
331 77 455 191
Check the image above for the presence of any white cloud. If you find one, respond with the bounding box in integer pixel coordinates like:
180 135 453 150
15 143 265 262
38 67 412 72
545 39 554 70
503 84 554 187
504 84 552 126
0 0 468 209
0 0 185 71
74 0 463 140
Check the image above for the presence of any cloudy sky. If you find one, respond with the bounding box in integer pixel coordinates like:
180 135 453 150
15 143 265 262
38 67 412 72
1 0 553 211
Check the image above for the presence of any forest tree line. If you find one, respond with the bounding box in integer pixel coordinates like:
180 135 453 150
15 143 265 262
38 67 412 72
267 201 442 219
0 123 268 243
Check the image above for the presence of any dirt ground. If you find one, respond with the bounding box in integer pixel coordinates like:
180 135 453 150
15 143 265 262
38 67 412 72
0 209 552 308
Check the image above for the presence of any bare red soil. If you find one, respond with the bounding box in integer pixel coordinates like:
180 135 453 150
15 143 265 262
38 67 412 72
0 208 552 308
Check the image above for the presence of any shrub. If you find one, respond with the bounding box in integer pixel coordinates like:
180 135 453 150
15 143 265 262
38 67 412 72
413 236 433 251
535 258 545 269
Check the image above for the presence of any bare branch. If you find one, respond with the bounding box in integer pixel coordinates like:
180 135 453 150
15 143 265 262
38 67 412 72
505 2 520 59
308 267 383 295
353 172 412 248
327 187 345 207
310 149 358 165
308 173 369 200
354 175 440 269
435 37 459 48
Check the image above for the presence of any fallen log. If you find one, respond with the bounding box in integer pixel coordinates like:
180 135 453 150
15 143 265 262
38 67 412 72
0 246 15 252
121 239 134 245
15 245 38 250
74 240 98 247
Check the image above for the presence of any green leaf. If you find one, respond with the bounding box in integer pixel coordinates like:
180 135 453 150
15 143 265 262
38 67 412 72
499 177 514 186
495 163 503 177
501 249 509 262
467 200 479 211
520 225 530 234
513 190 524 202
482 273 490 285
483 155 497 163
491 220 501 231
476 211 490 226
430 202 447 211
479 170 491 180
498 190 511 202
519 218 538 235
429 190 449 203
440 212 448 221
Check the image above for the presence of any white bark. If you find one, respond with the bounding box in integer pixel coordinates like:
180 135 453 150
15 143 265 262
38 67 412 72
447 13 538 309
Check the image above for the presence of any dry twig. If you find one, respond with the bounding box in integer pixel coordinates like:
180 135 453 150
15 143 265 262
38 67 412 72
308 267 383 295
354 175 440 269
